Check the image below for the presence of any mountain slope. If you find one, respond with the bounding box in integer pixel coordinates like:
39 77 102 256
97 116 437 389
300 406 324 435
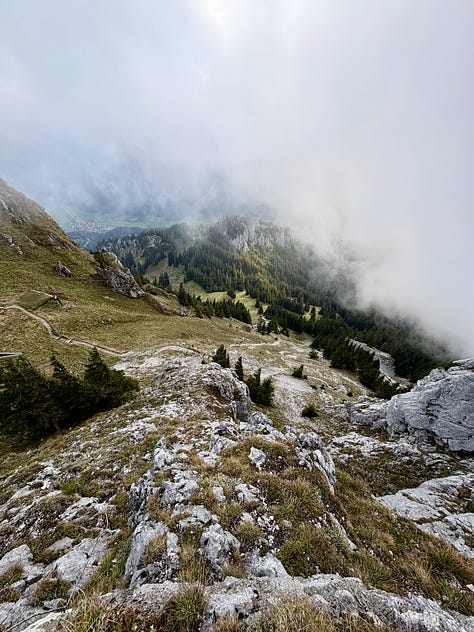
1 181 473 632
0 344 473 631
0 178 90 303
0 180 195 369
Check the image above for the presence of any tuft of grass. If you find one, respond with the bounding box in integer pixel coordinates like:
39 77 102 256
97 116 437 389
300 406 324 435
30 577 71 606
0 586 21 603
436 584 474 616
429 547 474 584
212 616 243 632
0 563 23 587
272 477 324 524
61 477 100 498
159 585 206 632
277 523 348 577
142 534 167 566
233 519 263 551
357 552 396 592
248 598 398 632
178 543 212 584
0 563 23 603
215 501 244 532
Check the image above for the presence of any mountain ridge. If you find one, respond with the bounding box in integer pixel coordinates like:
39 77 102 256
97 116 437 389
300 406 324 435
0 180 473 632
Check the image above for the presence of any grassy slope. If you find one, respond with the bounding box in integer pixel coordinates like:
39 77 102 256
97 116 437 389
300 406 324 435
0 184 264 370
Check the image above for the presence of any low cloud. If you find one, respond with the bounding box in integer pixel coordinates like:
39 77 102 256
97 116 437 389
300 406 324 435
0 1 473 354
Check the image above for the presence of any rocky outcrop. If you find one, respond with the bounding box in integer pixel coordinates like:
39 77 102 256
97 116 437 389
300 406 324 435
53 261 71 277
124 354 337 590
379 473 474 558
1 232 23 254
2 347 473 632
105 574 474 632
95 251 144 298
349 359 474 453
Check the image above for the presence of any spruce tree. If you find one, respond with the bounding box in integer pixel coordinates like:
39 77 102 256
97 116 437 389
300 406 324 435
0 357 59 440
235 356 244 381
49 355 87 428
212 345 230 368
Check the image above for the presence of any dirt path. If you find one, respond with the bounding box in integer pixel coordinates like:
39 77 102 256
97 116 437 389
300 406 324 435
4 305 123 357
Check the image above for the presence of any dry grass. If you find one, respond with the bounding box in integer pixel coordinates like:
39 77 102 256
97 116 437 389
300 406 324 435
29 576 71 606
85 530 131 594
58 586 206 632
247 598 398 632
179 544 212 584
142 534 167 566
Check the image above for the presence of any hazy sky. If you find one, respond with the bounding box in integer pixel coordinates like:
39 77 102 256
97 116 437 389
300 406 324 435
1 1 473 353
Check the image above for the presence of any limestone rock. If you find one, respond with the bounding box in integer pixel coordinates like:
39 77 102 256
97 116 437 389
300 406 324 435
125 522 168 579
248 447 266 470
202 364 251 423
245 551 289 578
379 473 474 557
0 601 50 632
53 261 71 276
22 611 64 631
199 524 240 578
0 544 44 585
96 252 144 298
160 472 200 508
350 359 474 453
50 534 110 587
385 360 474 452
297 432 336 490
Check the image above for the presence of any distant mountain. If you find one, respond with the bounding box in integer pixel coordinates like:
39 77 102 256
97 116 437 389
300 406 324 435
67 224 146 251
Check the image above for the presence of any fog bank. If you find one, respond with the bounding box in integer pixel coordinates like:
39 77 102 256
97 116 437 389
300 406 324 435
0 1 473 353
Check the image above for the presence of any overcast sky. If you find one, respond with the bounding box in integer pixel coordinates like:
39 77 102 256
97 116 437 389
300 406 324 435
1 0 473 354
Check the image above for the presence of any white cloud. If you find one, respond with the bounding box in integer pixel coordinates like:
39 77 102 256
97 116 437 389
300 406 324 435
0 0 473 353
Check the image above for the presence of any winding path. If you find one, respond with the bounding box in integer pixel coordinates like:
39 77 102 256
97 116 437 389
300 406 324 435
3 305 123 357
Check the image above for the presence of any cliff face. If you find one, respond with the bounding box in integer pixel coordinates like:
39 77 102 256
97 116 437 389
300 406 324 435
350 359 474 453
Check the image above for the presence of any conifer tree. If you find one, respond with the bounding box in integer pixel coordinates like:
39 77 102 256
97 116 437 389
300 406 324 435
0 357 58 439
235 356 244 381
49 355 87 427
212 345 230 368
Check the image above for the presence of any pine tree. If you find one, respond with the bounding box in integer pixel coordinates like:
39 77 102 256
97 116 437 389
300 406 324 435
291 365 305 379
212 345 230 368
235 356 244 381
0 357 59 440
49 355 88 427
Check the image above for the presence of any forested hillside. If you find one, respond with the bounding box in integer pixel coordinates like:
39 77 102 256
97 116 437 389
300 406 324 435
97 216 451 393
